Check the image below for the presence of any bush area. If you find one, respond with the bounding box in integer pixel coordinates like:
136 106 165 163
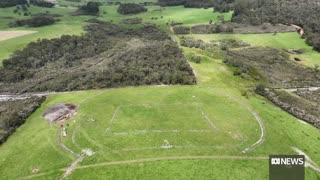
180 36 249 50
224 47 320 129
0 0 27 8
30 0 54 8
117 3 147 15
158 0 185 6
158 0 234 10
224 47 320 88
9 15 56 27
122 18 142 24
255 88 320 128
296 89 320 104
172 26 190 35
231 0 320 51
76 2 100 15
0 22 196 93
191 24 234 34
0 97 45 144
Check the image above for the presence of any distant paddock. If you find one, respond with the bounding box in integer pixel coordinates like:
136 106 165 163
0 31 37 41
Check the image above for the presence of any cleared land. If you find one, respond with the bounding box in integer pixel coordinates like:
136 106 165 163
0 31 37 41
0 3 320 180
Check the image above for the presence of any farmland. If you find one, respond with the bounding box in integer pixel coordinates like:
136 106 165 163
0 1 320 179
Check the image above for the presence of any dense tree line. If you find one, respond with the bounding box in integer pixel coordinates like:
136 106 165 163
9 15 56 27
0 22 196 93
231 0 320 51
30 0 55 8
158 0 234 9
158 0 185 6
0 97 45 144
117 3 147 15
0 0 27 8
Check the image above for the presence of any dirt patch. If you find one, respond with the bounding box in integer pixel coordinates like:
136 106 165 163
43 103 78 123
0 31 37 41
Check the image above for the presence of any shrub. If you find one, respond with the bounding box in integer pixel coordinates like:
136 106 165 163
30 0 54 8
76 2 100 15
117 3 147 15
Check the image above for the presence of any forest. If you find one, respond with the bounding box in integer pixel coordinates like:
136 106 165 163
0 21 196 93
231 0 320 51
158 0 320 51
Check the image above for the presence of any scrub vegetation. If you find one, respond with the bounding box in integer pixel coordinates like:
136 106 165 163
0 0 320 179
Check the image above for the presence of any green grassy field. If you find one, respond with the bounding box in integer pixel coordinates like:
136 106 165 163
190 33 320 67
0 46 320 179
0 4 320 180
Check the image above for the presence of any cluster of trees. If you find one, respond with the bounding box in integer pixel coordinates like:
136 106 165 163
158 0 185 6
30 0 55 8
0 0 27 8
13 4 30 16
158 0 233 9
212 0 234 12
0 22 196 93
9 15 56 27
231 0 320 51
117 3 147 15
76 2 100 15
0 97 45 144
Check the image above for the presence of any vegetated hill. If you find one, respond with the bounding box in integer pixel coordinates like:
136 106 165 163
224 47 320 128
0 21 196 93
0 97 45 144
117 3 147 15
0 0 27 8
231 0 320 51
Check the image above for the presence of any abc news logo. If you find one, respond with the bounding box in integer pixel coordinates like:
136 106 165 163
269 155 305 180
271 157 304 166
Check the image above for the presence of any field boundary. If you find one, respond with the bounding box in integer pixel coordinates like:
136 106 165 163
105 102 220 134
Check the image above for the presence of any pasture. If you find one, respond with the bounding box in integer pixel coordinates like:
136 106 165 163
0 3 320 179
0 47 320 179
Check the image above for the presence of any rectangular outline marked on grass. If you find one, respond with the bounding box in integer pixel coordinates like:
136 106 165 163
100 103 246 152
105 102 220 135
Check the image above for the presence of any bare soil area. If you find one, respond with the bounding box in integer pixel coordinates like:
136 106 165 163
0 31 37 41
43 103 77 123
